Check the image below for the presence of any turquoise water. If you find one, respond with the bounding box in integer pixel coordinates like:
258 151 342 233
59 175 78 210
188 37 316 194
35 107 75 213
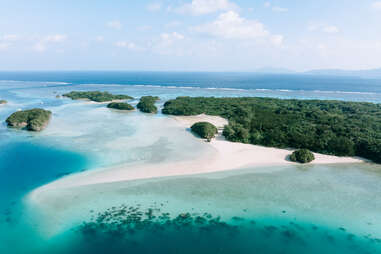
0 141 89 208
0 76 381 253
23 164 381 254
0 141 89 254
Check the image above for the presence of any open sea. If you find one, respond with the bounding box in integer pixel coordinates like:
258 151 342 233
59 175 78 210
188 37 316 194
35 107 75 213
0 71 381 254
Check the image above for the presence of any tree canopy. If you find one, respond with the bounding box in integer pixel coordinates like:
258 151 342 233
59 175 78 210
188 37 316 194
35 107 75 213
163 96 381 163
191 122 218 141
107 102 134 111
137 96 159 113
290 149 315 163
63 91 133 102
6 108 52 131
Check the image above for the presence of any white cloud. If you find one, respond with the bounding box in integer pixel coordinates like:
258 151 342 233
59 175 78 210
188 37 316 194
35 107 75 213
44 34 67 42
165 21 182 28
2 34 19 41
193 11 270 40
308 24 339 34
161 32 185 41
371 1 381 10
322 26 339 34
95 36 104 42
272 6 288 12
147 2 162 12
151 32 186 55
33 34 67 52
270 35 284 46
115 41 145 51
0 43 10 50
175 0 238 15
107 20 122 30
33 42 46 52
264 2 288 12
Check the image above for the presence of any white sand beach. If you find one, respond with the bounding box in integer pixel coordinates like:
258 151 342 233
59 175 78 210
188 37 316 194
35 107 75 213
29 114 365 202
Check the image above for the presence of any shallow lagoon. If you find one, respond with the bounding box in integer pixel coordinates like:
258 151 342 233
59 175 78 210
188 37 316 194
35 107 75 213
1 80 381 253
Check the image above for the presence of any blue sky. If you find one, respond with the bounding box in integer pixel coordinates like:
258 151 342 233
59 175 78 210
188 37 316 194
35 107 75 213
0 0 381 71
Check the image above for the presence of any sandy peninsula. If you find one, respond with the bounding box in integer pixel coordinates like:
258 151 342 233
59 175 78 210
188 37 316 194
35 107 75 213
29 114 365 200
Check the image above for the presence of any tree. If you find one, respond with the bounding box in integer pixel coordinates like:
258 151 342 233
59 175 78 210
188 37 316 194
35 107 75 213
191 122 218 140
290 149 315 163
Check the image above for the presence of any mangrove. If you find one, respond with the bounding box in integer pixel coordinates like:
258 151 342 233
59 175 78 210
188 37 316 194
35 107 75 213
6 108 52 131
290 149 315 163
63 91 133 102
162 96 381 163
107 102 134 111
191 122 218 141
137 96 159 113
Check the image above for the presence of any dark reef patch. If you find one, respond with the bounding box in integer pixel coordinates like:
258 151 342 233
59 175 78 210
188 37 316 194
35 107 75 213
66 205 381 254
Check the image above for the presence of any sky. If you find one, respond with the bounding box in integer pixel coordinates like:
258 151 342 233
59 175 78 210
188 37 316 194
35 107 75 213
0 0 381 71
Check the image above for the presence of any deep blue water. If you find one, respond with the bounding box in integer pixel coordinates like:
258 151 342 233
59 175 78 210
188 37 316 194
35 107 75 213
0 71 381 93
0 141 89 210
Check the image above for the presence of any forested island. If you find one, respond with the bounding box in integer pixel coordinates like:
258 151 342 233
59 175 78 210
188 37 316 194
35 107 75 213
137 96 159 113
107 102 134 111
63 91 133 102
6 108 52 131
191 122 218 141
163 97 381 163
0 100 7 105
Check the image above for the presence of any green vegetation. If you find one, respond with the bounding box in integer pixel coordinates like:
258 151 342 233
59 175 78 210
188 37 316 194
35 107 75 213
6 108 52 131
107 102 134 111
290 149 315 163
0 100 7 104
163 96 381 163
191 122 218 141
137 96 159 113
63 91 133 102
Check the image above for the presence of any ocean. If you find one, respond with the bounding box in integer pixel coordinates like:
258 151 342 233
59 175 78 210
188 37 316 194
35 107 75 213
0 72 380 253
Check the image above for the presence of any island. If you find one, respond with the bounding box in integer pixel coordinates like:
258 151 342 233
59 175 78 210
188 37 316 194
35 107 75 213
0 100 7 105
63 91 133 102
163 96 381 163
137 96 159 113
6 108 52 131
191 122 218 141
290 149 315 163
107 102 134 111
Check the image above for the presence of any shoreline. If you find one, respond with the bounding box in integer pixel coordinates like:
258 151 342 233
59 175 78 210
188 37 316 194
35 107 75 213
29 114 366 201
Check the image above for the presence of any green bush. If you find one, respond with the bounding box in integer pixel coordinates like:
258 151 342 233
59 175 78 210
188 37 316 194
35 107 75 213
162 96 381 163
290 149 315 163
6 108 52 131
107 102 134 110
63 91 133 102
0 100 7 104
137 96 159 113
191 122 218 140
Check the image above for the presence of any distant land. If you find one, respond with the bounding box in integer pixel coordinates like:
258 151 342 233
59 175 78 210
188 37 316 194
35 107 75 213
255 67 381 78
304 68 381 78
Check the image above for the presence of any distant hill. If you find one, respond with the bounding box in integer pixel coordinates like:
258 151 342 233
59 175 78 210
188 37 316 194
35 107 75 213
305 68 381 78
254 67 296 74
